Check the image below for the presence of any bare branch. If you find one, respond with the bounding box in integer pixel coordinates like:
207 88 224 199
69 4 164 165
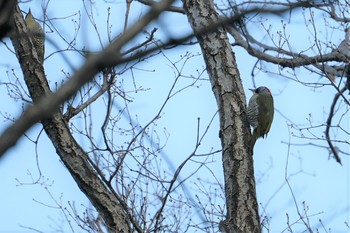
227 25 347 67
0 0 177 157
324 86 346 164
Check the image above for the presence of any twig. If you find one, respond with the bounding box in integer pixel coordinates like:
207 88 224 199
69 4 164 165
324 86 346 164
284 126 314 232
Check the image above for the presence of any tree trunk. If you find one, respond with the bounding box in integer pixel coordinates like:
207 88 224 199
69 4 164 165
182 1 261 232
9 4 131 233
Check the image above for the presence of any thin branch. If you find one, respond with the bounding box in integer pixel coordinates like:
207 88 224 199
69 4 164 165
63 72 111 120
324 86 346 164
152 110 219 230
101 69 115 154
108 53 182 183
124 0 132 32
284 126 314 232
153 126 200 230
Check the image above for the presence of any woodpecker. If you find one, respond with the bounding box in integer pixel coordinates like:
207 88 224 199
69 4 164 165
25 9 45 64
247 86 274 149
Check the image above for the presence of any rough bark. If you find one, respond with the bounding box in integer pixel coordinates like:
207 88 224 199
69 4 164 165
10 4 130 233
182 1 261 232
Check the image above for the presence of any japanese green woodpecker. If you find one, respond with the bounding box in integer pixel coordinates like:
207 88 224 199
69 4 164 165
247 86 274 149
25 9 44 64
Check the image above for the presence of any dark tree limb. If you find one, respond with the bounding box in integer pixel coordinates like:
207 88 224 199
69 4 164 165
0 0 16 39
325 86 346 164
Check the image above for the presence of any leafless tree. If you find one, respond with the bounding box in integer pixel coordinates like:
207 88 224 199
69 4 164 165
0 0 349 232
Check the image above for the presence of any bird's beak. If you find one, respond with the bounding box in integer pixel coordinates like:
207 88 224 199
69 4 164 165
249 88 256 92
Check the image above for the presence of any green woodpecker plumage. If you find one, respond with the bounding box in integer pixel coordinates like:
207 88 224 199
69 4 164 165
25 9 45 63
247 86 274 149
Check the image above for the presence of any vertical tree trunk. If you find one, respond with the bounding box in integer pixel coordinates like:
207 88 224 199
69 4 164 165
182 1 261 232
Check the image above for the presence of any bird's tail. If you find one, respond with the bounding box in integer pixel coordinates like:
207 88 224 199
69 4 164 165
250 129 258 151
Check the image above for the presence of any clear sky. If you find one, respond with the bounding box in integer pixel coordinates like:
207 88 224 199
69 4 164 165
0 1 349 232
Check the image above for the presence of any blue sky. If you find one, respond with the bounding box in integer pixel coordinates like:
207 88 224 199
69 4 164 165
0 1 349 232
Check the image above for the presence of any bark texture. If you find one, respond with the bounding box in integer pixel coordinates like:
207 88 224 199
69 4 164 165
10 5 130 233
182 1 261 232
